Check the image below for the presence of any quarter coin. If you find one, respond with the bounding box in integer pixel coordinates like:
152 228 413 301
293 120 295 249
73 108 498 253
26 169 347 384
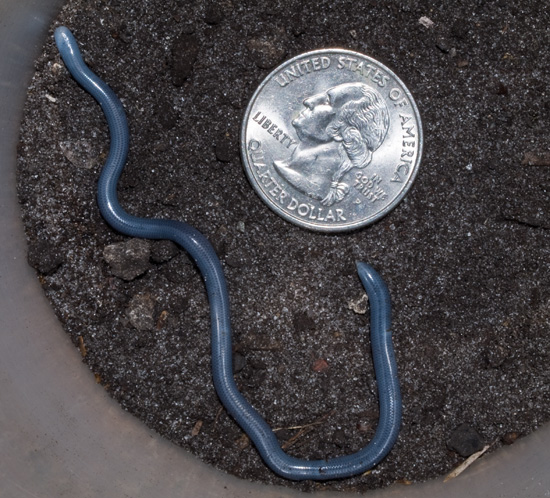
241 49 423 232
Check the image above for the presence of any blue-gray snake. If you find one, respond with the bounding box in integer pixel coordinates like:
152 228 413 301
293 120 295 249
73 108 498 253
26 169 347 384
54 26 402 480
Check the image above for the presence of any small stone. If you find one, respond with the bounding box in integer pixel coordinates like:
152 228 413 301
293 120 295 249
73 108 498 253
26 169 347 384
522 151 550 166
27 239 64 275
436 37 451 54
215 139 232 163
244 368 267 389
103 238 151 281
233 352 246 373
447 423 485 457
247 35 287 69
151 240 179 263
418 16 434 29
356 420 371 433
235 433 250 450
502 431 520 445
457 59 469 68
312 358 329 373
210 234 227 258
156 310 169 329
292 311 315 332
291 20 306 38
127 293 156 331
179 23 195 35
484 344 510 368
225 248 250 268
495 82 509 96
112 23 133 44
59 139 98 169
348 294 369 314
332 428 346 448
204 5 223 25
171 33 199 86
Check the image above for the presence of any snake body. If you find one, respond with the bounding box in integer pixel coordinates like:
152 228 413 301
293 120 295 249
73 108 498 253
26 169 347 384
54 26 402 480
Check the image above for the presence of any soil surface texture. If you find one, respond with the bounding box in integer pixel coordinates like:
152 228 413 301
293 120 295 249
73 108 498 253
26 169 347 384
17 0 550 493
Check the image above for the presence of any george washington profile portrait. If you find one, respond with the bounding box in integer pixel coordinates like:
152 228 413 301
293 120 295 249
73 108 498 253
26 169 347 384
274 82 390 206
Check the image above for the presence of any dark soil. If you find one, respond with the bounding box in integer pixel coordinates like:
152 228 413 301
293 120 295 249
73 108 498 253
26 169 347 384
17 0 550 493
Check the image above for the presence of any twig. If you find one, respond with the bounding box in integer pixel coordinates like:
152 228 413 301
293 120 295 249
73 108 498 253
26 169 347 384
279 410 336 450
444 442 494 482
212 406 224 431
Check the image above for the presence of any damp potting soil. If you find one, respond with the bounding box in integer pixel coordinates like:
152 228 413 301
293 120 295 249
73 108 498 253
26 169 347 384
17 0 550 492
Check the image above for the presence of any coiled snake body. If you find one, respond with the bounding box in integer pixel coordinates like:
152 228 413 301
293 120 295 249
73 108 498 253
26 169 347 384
54 26 402 480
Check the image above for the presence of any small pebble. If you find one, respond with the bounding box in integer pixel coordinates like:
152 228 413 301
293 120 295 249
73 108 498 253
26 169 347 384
151 240 179 264
126 293 156 331
485 344 509 368
312 358 329 373
225 248 250 268
436 37 451 53
348 294 369 314
215 139 232 163
113 22 133 44
59 139 98 169
495 82 509 96
103 238 151 281
235 433 250 450
204 5 223 25
502 431 520 445
447 423 485 457
247 35 287 69
418 16 434 29
332 428 346 448
522 151 550 166
233 352 246 373
356 420 371 433
292 311 316 332
156 310 169 329
27 239 64 275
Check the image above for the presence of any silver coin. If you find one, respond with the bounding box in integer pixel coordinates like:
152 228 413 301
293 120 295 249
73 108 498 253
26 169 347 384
241 49 423 232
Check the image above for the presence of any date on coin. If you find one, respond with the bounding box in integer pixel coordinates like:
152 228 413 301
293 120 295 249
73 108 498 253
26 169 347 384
241 49 423 232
